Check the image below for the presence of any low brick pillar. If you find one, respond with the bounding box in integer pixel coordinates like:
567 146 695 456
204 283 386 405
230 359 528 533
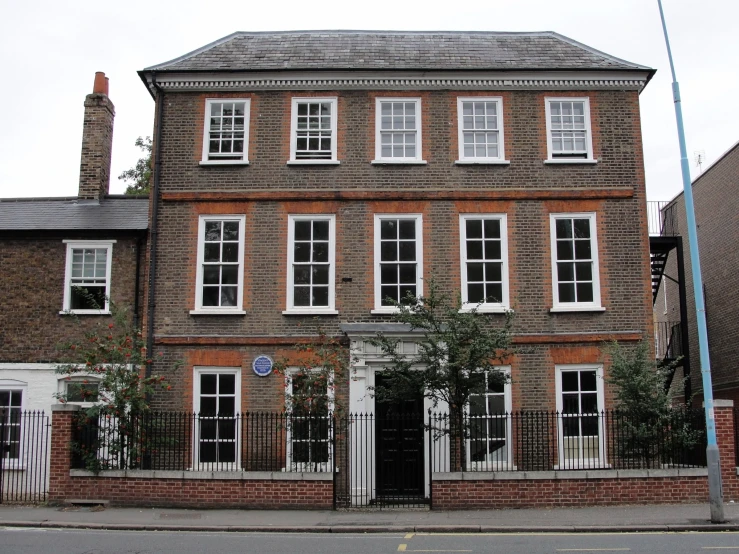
713 400 737 500
48 404 80 504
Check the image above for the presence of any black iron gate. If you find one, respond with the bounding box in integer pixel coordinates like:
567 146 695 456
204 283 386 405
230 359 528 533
334 374 429 509
333 412 429 509
0 410 50 504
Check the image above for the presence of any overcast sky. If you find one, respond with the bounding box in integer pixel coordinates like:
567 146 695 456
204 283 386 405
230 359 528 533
0 0 734 201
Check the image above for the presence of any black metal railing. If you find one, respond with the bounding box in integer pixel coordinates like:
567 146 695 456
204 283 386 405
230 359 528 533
0 411 50 504
72 411 334 473
647 201 678 237
71 408 707 509
429 409 706 472
655 321 683 361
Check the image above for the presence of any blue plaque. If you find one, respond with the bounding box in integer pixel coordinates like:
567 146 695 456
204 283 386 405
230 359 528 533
252 355 273 377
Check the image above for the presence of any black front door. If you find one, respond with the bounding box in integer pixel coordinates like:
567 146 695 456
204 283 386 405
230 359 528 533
374 374 425 501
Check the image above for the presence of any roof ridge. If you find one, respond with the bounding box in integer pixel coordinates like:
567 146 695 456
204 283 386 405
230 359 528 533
0 195 149 203
140 30 655 76
143 30 645 72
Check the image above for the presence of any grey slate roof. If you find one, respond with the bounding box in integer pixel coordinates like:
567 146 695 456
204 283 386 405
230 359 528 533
0 196 149 231
144 30 652 73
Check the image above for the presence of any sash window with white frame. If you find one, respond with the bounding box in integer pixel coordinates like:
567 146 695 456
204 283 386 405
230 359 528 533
194 215 245 313
375 98 423 162
556 365 605 469
545 98 594 161
286 215 336 313
62 241 114 313
459 215 509 311
0 388 22 463
466 368 511 470
457 97 506 162
550 213 602 311
374 215 423 311
194 369 240 468
285 371 332 472
202 99 249 163
290 98 337 162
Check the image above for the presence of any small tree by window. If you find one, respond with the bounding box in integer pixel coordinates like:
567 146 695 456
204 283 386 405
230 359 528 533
56 302 174 473
273 331 350 472
605 341 700 468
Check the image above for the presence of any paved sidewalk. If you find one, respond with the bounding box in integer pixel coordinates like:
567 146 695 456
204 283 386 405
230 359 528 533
2 503 739 533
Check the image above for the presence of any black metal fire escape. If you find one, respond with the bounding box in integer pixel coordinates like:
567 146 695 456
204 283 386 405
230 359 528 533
648 201 691 403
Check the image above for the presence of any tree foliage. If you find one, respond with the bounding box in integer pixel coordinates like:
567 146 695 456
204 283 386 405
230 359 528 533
272 329 351 417
606 340 699 467
118 136 152 196
607 340 672 419
370 281 514 467
56 301 172 472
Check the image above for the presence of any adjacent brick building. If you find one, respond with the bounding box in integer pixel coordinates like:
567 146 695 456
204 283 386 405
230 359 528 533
135 31 657 504
0 72 148 428
656 140 739 403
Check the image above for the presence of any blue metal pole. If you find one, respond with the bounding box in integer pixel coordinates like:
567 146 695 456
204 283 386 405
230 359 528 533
657 0 724 522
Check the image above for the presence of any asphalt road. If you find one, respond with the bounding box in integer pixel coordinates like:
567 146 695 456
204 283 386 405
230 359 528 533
4 528 739 553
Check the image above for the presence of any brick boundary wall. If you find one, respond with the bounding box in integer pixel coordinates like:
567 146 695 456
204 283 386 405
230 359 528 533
432 474 711 509
50 403 738 510
47 406 332 509
433 401 739 509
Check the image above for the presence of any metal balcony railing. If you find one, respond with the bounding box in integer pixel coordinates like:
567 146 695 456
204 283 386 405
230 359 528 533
648 201 678 237
655 321 683 362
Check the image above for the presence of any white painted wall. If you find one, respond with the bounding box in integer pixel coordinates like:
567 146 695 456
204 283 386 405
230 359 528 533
0 364 59 413
0 364 58 500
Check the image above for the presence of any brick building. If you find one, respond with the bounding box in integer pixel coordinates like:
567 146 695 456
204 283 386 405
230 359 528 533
0 73 148 494
655 140 739 404
133 31 656 504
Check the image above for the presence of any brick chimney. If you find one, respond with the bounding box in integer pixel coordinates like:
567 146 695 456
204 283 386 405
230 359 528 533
78 72 115 201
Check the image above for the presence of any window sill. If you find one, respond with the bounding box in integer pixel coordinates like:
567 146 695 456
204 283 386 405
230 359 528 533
544 159 598 165
370 308 401 315
59 310 111 316
282 309 339 316
286 160 340 166
549 306 606 313
199 160 250 166
371 159 427 165
189 309 246 316
459 305 512 314
455 159 511 165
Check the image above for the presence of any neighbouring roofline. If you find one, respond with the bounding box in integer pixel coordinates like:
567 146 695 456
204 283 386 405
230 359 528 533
0 196 150 231
664 139 739 206
0 194 146 204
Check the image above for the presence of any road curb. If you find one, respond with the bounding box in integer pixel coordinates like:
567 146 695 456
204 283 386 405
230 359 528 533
3 521 739 533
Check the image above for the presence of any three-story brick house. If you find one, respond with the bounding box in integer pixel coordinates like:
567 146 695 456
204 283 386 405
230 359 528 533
138 31 655 503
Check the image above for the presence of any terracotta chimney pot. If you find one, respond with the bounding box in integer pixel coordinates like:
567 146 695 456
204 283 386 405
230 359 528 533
93 72 107 95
